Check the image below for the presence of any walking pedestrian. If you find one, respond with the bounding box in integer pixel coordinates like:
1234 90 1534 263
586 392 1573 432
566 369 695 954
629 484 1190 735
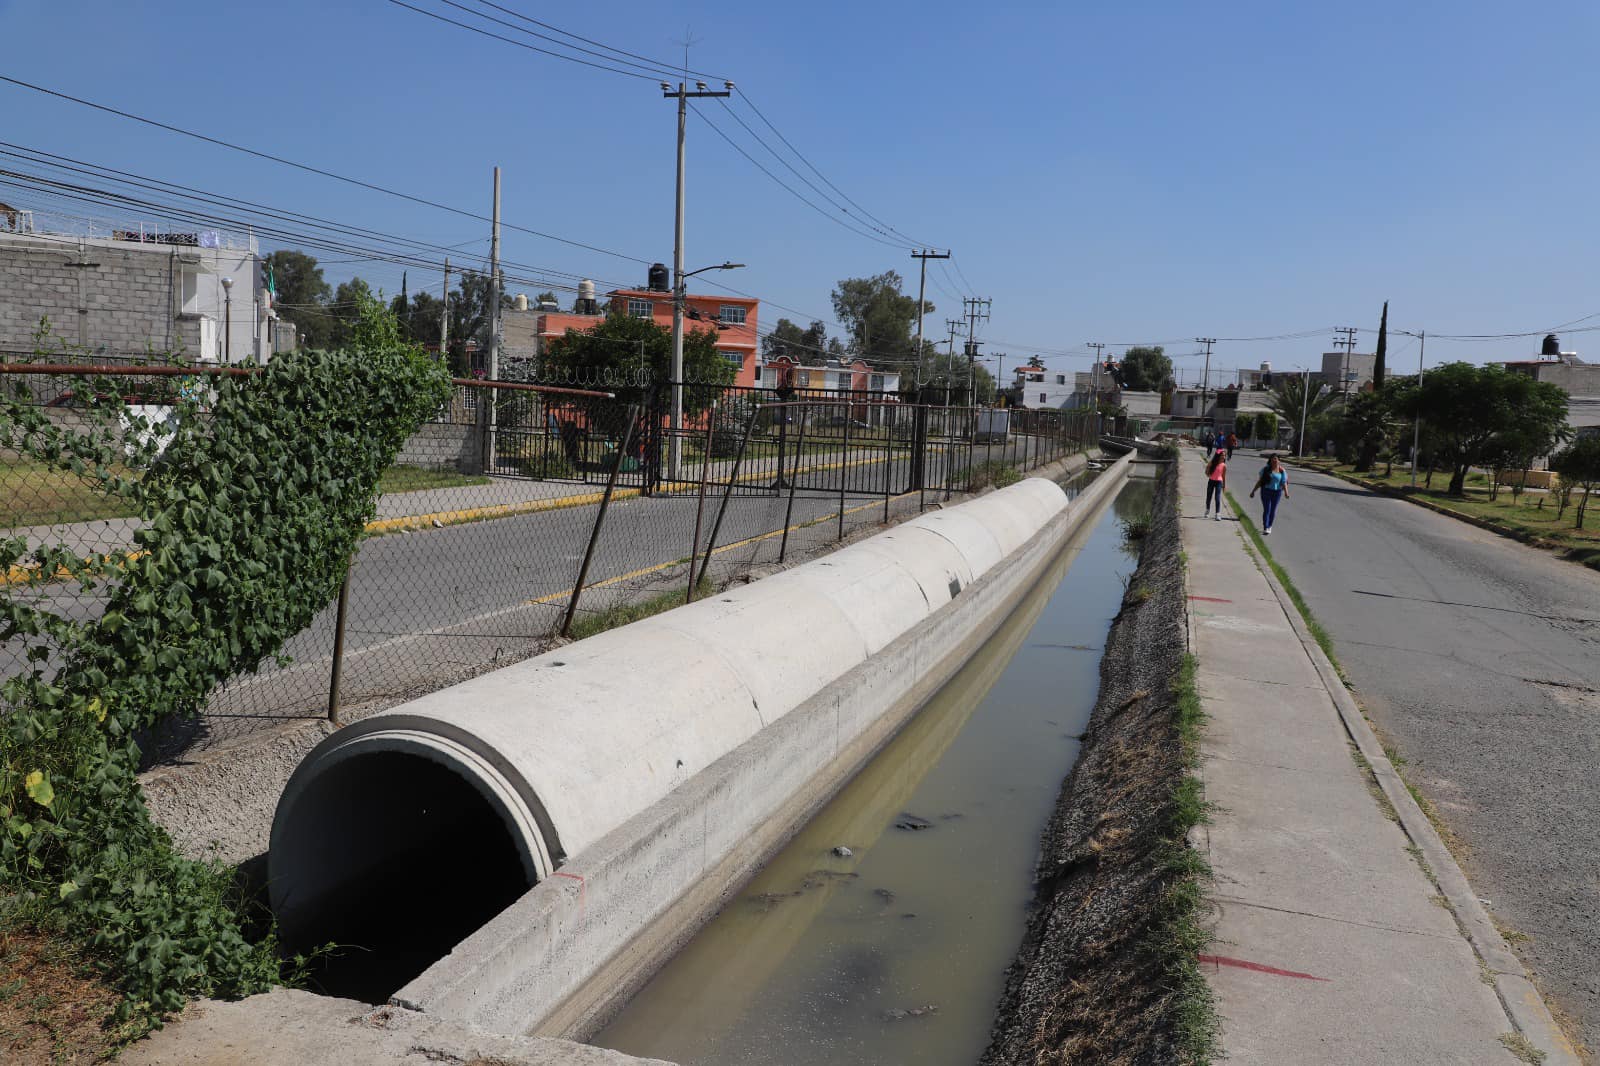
1226 431 1239 460
1249 453 1290 535
1204 448 1227 520
1201 428 1215 453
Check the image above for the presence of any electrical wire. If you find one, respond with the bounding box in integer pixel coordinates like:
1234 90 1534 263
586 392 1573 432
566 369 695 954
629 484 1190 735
381 0 660 81
691 110 912 250
0 73 652 264
462 0 726 80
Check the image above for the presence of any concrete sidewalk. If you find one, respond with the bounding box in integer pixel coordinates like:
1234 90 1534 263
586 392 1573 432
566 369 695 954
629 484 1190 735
1177 447 1578 1064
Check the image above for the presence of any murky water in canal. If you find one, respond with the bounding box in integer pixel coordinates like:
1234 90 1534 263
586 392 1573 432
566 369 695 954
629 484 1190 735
593 476 1151 1065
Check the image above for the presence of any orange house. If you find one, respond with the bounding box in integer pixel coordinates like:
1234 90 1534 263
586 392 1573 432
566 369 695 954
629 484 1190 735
531 284 759 387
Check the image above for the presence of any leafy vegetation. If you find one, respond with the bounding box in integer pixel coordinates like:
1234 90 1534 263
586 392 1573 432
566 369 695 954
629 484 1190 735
1550 437 1600 530
0 298 450 1028
1106 345 1175 392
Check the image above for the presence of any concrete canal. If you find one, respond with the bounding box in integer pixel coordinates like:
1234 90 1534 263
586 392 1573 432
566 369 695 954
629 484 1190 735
592 474 1154 1065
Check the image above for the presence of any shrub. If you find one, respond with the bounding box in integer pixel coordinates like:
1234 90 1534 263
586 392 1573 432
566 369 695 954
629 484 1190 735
1232 413 1255 441
1255 411 1278 439
0 301 450 1023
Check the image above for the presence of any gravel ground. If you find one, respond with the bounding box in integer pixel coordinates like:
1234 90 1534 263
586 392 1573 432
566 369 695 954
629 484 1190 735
1254 460 1600 1058
982 459 1197 1065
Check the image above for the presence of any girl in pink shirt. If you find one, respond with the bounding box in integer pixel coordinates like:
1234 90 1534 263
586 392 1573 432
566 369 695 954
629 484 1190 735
1205 450 1227 520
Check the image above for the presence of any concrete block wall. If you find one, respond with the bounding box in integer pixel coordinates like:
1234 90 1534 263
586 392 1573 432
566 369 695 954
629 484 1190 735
396 421 479 472
0 237 188 355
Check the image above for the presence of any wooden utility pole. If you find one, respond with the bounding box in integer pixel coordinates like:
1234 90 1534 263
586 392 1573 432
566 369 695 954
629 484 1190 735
1195 337 1216 428
439 257 450 363
910 249 950 394
963 297 991 405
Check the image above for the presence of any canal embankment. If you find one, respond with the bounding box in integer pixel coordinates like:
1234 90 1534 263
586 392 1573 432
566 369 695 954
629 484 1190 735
981 456 1218 1065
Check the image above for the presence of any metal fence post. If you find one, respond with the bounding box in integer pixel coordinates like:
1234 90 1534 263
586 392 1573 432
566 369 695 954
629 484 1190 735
778 405 810 564
694 406 760 591
560 404 640 639
838 410 852 541
686 400 719 603
327 568 352 725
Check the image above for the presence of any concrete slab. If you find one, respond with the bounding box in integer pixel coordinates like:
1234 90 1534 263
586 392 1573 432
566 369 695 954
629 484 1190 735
120 989 674 1066
1175 446 1571 1064
1206 904 1520 1065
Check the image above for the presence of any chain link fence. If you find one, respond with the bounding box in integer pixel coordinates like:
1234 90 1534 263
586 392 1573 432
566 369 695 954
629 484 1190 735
2 357 1100 764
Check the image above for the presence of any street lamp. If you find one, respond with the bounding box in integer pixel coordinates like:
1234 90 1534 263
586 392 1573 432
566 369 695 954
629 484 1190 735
1290 364 1317 459
220 276 233 363
670 261 744 479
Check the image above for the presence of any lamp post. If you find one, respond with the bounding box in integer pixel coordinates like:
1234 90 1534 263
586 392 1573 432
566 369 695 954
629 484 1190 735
220 276 233 363
1291 364 1314 458
670 261 744 480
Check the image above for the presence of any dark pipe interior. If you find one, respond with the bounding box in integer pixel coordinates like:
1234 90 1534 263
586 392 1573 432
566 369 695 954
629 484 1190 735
272 750 533 1003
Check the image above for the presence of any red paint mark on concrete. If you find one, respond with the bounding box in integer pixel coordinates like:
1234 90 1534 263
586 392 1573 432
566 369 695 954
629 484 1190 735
1188 596 1233 603
1198 954 1330 981
552 870 587 917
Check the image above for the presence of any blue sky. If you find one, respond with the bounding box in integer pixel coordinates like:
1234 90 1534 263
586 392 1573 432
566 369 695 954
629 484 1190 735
3 0 1598 382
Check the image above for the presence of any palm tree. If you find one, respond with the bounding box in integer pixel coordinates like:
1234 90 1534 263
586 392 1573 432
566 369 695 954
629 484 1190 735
1265 375 1336 451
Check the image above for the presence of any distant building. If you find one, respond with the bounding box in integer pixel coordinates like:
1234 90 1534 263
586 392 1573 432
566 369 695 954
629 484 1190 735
500 266 759 386
1498 335 1600 439
756 354 900 397
0 207 278 362
1320 350 1376 393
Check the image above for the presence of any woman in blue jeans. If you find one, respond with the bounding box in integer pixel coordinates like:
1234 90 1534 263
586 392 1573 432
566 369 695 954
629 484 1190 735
1249 454 1290 534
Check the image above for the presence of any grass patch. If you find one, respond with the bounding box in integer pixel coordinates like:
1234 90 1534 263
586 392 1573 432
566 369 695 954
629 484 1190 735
0 902 141 1062
0 459 138 528
1289 458 1600 571
1157 652 1220 1063
1498 1031 1548 1064
1226 493 1345 679
566 577 713 641
2 460 489 528
957 459 1023 491
376 464 490 495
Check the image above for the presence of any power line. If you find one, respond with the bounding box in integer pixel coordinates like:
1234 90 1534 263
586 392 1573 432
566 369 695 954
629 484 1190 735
733 88 933 249
381 0 661 81
464 0 725 80
691 109 913 250
0 73 652 264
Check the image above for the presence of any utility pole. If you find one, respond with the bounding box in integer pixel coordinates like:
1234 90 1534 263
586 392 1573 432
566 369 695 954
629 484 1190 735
1195 337 1216 431
663 78 734 480
1410 330 1426 487
911 249 950 396
963 297 991 405
942 319 962 405
439 257 450 364
483 168 504 474
1333 325 1359 396
1087 342 1106 412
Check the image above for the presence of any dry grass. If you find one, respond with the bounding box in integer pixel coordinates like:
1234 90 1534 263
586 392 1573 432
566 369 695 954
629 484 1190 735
0 924 129 1064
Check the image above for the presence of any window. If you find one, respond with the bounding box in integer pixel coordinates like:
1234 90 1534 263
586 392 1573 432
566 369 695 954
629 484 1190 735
627 298 653 319
1056 374 1066 385
869 374 885 392
718 305 747 325
1038 392 1047 403
1185 395 1195 409
796 370 811 386
836 372 854 390
721 351 743 370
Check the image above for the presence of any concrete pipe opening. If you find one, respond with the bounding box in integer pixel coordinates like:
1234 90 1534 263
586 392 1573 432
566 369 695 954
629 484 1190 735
269 726 554 1003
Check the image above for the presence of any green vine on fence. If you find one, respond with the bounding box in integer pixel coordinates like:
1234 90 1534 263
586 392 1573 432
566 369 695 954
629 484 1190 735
0 299 450 1022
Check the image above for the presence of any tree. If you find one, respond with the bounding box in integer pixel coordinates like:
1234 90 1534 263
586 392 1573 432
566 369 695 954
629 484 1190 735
328 277 374 349
1342 389 1401 471
830 272 929 363
265 250 333 350
1394 363 1569 496
1357 301 1390 471
761 318 831 363
1233 413 1255 440
1113 346 1174 392
541 309 729 413
535 290 558 307
1550 437 1600 529
1265 375 1335 451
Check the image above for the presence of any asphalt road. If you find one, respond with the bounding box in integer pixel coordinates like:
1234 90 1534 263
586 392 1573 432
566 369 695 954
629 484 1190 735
1231 458 1600 1055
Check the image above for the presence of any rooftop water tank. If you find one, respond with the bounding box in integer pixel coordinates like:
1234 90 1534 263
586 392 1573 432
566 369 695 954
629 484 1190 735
1542 333 1561 358
647 263 670 292
513 293 529 312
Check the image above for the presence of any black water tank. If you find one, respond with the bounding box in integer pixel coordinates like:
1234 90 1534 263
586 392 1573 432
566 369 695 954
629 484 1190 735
1542 333 1561 358
647 263 670 292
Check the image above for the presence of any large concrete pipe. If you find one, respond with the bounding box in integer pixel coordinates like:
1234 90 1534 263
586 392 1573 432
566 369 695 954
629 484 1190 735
268 471 1115 1005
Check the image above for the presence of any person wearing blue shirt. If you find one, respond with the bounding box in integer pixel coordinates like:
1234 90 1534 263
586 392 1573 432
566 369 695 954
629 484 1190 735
1249 453 1290 534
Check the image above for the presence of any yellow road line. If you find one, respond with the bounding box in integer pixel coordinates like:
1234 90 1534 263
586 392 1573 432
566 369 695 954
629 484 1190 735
525 491 919 607
2 549 149 587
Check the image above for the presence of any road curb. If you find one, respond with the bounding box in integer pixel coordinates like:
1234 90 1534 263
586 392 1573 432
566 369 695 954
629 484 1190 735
1284 461 1599 572
1228 495 1582 1065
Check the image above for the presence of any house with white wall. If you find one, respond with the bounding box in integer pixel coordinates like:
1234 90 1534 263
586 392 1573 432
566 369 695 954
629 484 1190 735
0 208 277 362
